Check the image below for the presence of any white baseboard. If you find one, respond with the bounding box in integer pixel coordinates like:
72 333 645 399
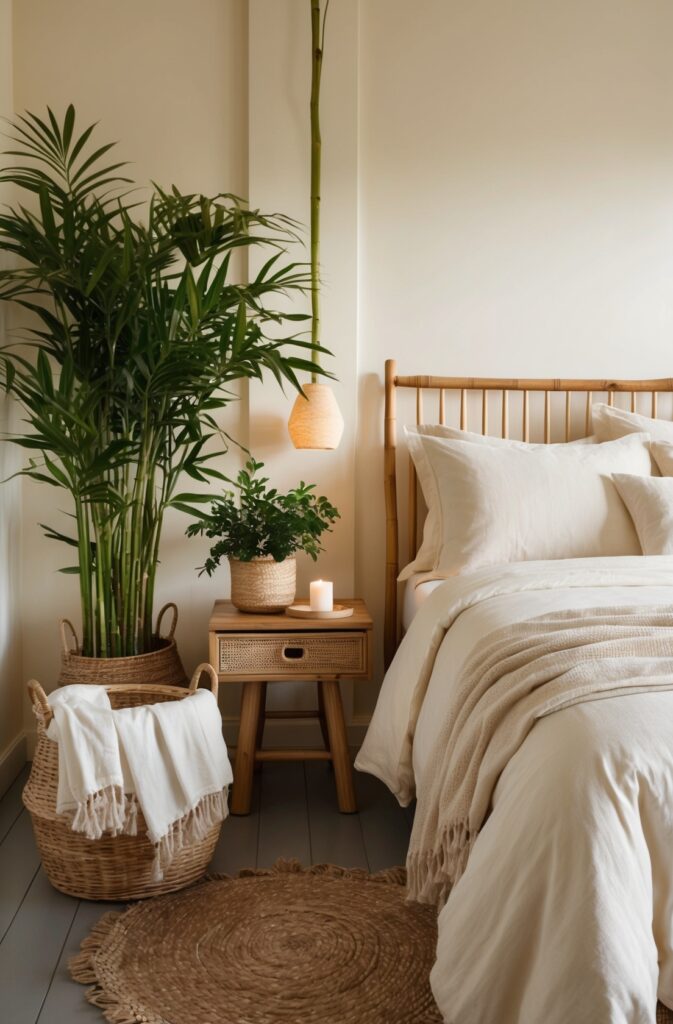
0 732 28 798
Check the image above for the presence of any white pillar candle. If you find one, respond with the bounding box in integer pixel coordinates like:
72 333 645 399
309 579 333 612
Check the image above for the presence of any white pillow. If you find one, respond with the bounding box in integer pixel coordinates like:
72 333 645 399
612 474 673 555
651 441 673 477
400 424 595 581
592 403 673 444
405 432 652 577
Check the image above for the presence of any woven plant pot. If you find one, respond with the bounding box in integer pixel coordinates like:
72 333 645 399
57 602 188 688
23 667 223 901
229 556 296 613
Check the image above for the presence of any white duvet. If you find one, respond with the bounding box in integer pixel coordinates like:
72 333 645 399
355 556 673 1024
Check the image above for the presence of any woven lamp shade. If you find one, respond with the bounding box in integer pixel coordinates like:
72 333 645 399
288 382 344 450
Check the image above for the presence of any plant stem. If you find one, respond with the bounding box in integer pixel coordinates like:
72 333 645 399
75 496 93 656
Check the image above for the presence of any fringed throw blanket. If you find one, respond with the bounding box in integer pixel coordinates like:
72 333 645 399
47 685 233 880
407 607 673 907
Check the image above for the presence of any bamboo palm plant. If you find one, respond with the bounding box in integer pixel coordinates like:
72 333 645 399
0 106 326 658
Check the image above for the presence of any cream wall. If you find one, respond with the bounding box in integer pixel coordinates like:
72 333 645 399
5 0 673 744
0 0 25 790
355 0 673 713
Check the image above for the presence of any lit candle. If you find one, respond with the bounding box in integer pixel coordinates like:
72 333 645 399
310 579 333 612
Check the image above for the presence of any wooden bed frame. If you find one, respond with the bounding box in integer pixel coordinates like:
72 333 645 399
383 359 673 668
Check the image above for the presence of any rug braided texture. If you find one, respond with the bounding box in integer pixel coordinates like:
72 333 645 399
70 860 443 1024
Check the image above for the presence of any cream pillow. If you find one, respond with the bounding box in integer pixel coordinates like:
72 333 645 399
651 441 673 477
406 432 652 577
612 474 673 555
592 403 673 444
400 424 595 581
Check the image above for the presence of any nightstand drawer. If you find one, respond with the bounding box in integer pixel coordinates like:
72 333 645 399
216 630 368 679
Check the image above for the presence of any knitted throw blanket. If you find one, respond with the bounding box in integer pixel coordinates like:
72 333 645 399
406 607 673 907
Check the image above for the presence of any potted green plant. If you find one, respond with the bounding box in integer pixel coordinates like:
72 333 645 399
0 106 328 682
186 458 339 612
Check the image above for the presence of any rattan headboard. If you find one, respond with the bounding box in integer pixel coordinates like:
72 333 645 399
383 359 673 668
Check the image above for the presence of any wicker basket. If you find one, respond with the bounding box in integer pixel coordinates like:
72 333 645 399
23 665 223 901
229 555 296 613
57 602 188 687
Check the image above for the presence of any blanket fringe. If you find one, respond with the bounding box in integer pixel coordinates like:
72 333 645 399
152 787 230 882
406 817 475 906
66 785 133 840
66 786 229 882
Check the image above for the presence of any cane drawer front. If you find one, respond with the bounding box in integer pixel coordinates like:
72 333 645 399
216 630 368 679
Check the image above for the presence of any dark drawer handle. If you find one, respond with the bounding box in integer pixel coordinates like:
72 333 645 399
282 646 306 661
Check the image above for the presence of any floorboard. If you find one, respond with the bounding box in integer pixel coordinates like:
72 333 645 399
257 761 311 867
0 870 78 1024
305 761 369 869
209 774 261 875
354 769 411 873
0 765 30 845
37 899 118 1024
0 759 409 1023
0 811 41 941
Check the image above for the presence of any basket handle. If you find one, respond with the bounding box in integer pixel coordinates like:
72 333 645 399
188 663 219 698
60 618 79 656
28 679 53 727
155 602 178 640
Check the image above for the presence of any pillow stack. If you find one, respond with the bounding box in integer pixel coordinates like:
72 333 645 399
403 425 650 579
401 401 673 580
592 403 673 556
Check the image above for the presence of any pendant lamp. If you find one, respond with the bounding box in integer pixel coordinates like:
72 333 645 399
288 0 344 451
288 380 344 450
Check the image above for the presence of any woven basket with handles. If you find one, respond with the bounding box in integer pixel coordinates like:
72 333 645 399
229 555 296 613
57 602 188 687
23 665 223 901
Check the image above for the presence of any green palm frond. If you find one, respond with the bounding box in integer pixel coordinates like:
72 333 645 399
0 105 331 657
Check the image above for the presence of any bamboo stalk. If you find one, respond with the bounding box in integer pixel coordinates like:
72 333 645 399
74 497 93 656
309 0 324 382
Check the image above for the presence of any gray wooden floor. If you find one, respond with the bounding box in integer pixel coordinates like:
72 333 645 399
0 760 411 1024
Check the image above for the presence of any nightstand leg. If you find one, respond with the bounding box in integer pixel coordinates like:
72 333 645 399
317 682 330 753
231 680 264 815
320 680 357 813
254 682 267 773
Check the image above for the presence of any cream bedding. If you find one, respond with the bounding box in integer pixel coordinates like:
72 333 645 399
355 556 673 1024
402 573 444 630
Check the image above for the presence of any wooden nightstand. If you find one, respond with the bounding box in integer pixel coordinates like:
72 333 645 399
209 599 372 816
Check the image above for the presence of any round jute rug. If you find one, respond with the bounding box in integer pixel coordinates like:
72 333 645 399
69 860 443 1024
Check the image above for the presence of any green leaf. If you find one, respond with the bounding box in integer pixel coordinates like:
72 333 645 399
62 104 76 154
84 247 115 295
